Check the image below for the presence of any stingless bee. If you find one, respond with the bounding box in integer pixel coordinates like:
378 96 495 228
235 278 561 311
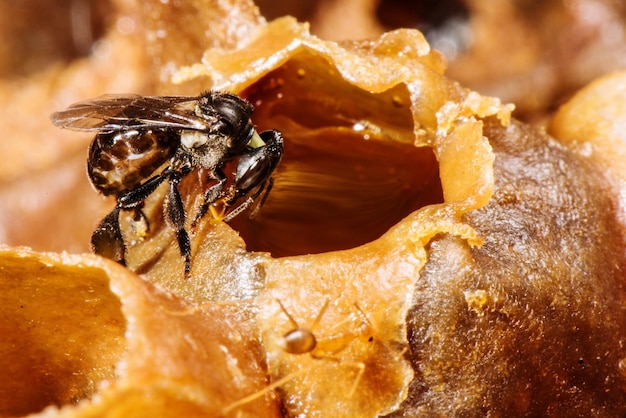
51 91 283 277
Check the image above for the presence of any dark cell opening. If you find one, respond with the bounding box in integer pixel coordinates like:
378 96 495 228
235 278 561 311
230 133 443 257
229 58 444 257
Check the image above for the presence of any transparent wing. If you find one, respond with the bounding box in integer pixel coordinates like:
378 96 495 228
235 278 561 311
50 94 214 132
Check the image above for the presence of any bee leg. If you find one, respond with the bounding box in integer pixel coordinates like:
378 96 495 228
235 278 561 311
191 167 227 228
222 178 271 222
91 206 126 265
91 174 168 268
165 175 191 278
117 173 167 208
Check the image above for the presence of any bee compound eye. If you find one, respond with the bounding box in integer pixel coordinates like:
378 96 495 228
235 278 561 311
234 149 271 194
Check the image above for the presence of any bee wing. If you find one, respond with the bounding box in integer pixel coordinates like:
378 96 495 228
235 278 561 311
50 94 213 132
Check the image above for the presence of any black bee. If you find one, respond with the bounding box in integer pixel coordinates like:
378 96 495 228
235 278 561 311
51 91 283 277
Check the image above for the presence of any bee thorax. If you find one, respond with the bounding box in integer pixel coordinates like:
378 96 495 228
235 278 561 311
180 130 230 169
180 130 210 149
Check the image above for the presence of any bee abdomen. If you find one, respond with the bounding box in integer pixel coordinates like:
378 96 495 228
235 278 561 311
88 130 178 196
